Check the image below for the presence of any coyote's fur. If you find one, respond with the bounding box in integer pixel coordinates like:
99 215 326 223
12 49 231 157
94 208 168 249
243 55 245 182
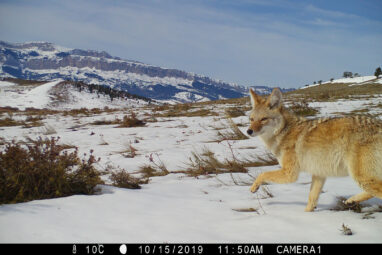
247 88 382 211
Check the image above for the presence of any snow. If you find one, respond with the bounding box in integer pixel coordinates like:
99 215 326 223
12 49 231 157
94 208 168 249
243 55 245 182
0 84 382 243
1 172 380 243
308 95 382 117
0 80 62 110
173 92 208 103
331 76 376 85
0 81 17 87
24 66 194 88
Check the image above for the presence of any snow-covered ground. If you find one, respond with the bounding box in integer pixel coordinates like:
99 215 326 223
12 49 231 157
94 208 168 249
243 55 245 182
300 76 381 89
0 81 382 243
0 80 62 110
309 96 382 117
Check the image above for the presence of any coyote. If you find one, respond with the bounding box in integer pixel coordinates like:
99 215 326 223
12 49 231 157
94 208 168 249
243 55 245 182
247 88 382 211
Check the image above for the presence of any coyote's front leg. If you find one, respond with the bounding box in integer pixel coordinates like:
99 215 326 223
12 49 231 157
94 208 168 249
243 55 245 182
250 167 299 193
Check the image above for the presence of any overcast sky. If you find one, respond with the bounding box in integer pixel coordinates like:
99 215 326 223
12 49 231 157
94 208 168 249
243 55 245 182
1 0 381 88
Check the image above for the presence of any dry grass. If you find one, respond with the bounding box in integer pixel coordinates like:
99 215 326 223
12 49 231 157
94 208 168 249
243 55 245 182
0 106 19 114
287 80 382 101
117 142 138 158
214 117 249 142
2 77 46 86
91 119 117 126
340 224 353 235
186 148 247 177
225 107 248 118
90 112 146 128
138 153 169 178
331 197 364 213
331 196 382 219
138 165 170 178
0 117 25 127
0 116 44 128
152 103 218 118
185 147 278 177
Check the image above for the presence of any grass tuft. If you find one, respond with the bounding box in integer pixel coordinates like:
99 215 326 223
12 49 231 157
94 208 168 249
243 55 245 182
215 117 248 142
185 147 277 177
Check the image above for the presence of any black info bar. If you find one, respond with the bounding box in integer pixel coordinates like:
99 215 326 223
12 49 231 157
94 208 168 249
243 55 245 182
1 243 377 255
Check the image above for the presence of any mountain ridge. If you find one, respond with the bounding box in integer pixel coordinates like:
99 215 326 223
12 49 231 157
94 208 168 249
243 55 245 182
0 40 292 102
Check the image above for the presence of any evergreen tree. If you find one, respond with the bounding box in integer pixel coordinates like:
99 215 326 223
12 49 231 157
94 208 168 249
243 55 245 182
375 67 382 78
343 71 353 78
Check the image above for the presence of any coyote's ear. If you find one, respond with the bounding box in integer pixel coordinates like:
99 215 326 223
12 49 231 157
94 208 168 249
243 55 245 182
266 88 282 109
249 88 261 108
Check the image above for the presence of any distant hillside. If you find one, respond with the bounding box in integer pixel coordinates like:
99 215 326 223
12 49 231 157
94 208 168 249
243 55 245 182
0 78 151 110
289 75 382 100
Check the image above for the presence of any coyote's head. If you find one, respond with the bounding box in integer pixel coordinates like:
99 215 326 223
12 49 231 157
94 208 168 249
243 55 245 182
247 88 284 137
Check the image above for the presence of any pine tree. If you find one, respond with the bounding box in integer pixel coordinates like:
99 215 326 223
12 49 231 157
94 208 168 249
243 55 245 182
375 67 382 78
343 71 353 78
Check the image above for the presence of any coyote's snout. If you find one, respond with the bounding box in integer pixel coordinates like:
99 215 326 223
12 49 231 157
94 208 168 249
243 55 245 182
248 88 382 211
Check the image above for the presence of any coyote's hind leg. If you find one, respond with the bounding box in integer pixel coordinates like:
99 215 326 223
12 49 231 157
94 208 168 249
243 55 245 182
345 191 373 204
305 175 326 212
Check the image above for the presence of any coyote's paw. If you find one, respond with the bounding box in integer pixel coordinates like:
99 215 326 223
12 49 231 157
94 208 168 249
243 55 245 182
304 205 315 212
344 198 355 205
250 184 260 193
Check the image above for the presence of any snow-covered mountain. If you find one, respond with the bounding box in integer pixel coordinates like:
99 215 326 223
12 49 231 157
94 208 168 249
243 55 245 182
250 85 294 95
0 41 253 102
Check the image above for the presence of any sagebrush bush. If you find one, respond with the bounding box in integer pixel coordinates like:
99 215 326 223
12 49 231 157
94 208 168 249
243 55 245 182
0 137 103 204
110 169 144 189
288 100 319 117
117 112 145 128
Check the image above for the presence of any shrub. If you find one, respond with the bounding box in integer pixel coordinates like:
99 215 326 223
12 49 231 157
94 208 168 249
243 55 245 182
0 137 103 204
288 100 319 117
110 169 143 189
117 112 145 128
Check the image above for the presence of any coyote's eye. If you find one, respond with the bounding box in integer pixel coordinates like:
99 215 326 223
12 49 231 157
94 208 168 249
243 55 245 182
250 118 254 121
260 117 268 122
